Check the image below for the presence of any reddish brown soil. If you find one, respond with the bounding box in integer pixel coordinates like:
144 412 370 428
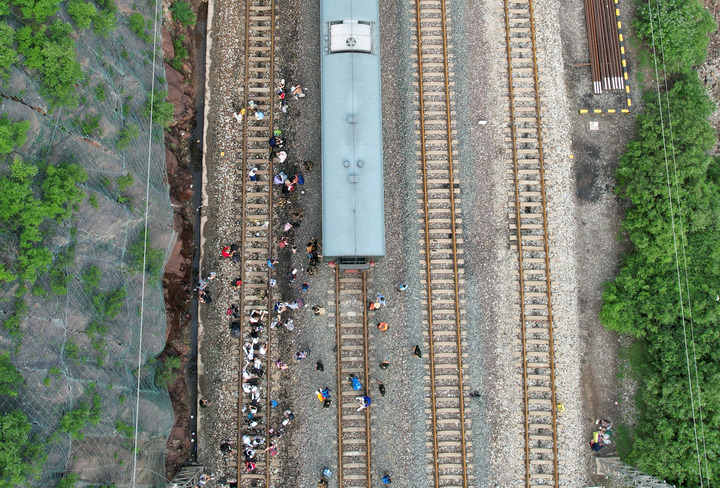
159 13 200 480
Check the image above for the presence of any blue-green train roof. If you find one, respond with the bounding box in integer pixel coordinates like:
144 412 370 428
321 0 385 260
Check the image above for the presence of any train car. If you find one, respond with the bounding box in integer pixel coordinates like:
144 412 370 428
321 0 385 270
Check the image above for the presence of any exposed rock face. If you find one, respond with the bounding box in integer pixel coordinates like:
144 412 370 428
166 63 196 129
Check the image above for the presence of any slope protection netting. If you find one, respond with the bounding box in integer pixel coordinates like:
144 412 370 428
0 1 176 486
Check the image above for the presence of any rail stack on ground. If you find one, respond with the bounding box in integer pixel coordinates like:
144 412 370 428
584 0 623 93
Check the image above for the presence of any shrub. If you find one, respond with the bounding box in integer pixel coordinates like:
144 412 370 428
94 83 106 101
80 115 102 137
143 89 174 128
116 172 134 191
88 193 99 208
92 287 126 318
59 393 102 440
48 245 75 295
128 12 151 43
115 123 139 149
0 410 47 486
93 10 117 37
67 0 97 29
169 0 196 27
155 355 180 387
0 352 23 396
64 338 79 359
127 229 165 283
3 299 27 342
0 115 30 154
0 22 17 81
57 473 78 488
114 419 134 439
81 265 101 291
633 0 716 74
170 36 187 71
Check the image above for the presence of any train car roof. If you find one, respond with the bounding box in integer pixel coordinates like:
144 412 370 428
321 0 378 26
321 1 384 259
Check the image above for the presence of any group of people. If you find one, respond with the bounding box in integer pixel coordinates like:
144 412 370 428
590 419 613 451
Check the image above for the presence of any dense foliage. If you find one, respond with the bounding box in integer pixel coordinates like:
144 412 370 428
633 0 716 73
0 158 87 283
143 89 174 128
126 229 164 284
0 351 23 396
59 393 101 440
66 0 96 29
600 73 720 485
0 114 29 154
169 0 195 27
0 410 47 487
16 20 84 106
0 21 16 79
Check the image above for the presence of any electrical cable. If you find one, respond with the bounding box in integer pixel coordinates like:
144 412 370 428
645 0 706 484
131 0 162 485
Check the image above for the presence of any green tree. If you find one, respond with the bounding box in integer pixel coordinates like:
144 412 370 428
143 90 174 128
0 352 23 396
0 410 47 486
67 0 97 29
0 115 30 154
0 22 17 81
0 263 16 282
169 0 195 27
11 0 62 23
16 21 84 107
633 0 716 73
92 1 117 38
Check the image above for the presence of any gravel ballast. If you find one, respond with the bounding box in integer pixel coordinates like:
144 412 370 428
194 0 626 485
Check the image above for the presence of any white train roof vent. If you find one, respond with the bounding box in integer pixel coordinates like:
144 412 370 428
329 20 372 54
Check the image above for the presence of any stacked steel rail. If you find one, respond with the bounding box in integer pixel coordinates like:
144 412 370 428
584 0 623 93
334 270 372 487
236 0 278 486
411 0 472 486
502 0 559 486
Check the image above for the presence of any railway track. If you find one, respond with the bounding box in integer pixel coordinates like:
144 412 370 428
411 1 472 486
236 0 278 486
334 270 372 487
502 0 560 486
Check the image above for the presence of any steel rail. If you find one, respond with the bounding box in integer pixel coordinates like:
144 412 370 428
503 0 559 485
334 270 372 487
414 0 469 486
527 0 560 481
264 2 276 487
236 0 277 486
236 0 251 478
413 0 440 483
